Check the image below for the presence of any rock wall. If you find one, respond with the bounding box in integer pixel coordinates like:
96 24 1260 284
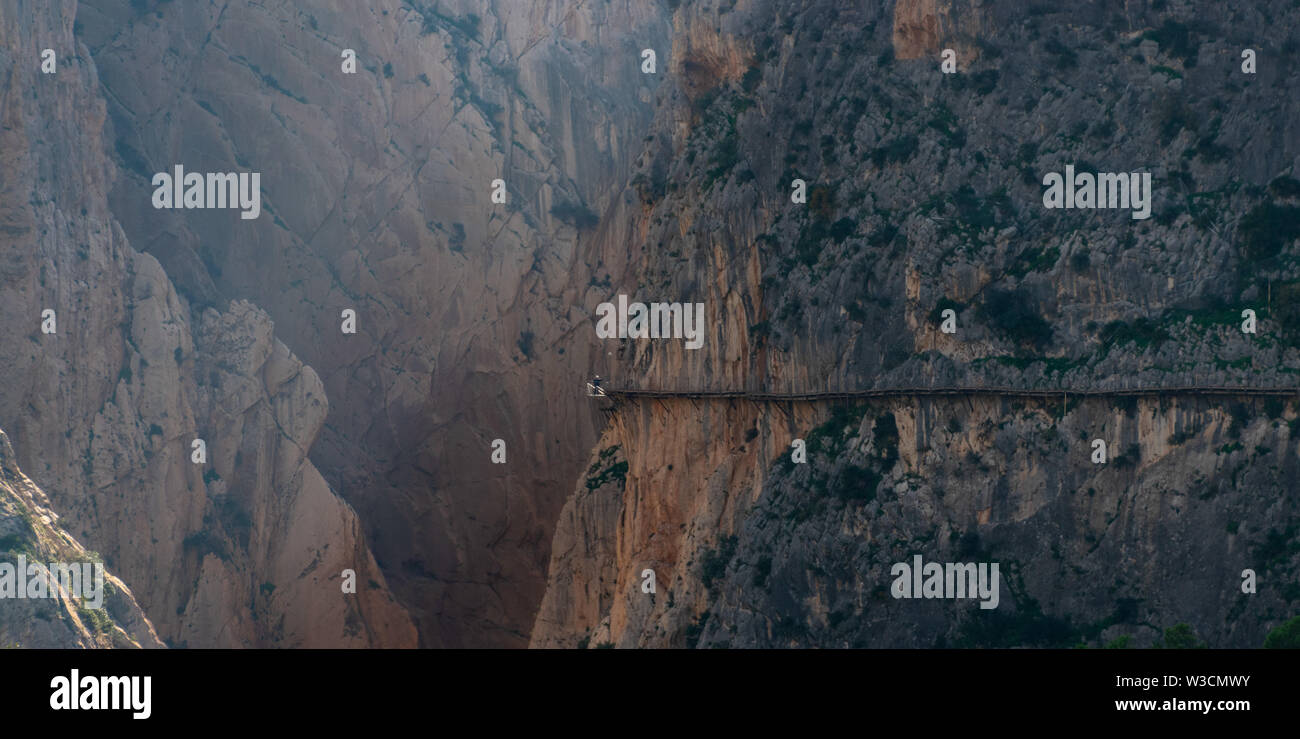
533 0 1300 647
0 428 163 649
531 399 819 647
0 0 414 647
541 395 1300 648
5 0 1298 651
893 0 990 62
69 0 671 646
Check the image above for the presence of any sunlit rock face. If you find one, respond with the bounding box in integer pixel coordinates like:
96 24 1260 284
0 427 164 649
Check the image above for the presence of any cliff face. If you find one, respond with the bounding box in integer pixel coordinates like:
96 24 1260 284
892 0 990 62
0 429 163 649
533 0 1300 647
703 397 1299 648
0 0 414 647
531 400 819 647
539 395 1300 648
70 0 671 646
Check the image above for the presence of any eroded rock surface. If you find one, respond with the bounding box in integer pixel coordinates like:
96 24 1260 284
533 0 1300 648
0 0 414 647
0 428 163 649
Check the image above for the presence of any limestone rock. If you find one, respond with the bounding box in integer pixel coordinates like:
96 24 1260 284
0 428 164 649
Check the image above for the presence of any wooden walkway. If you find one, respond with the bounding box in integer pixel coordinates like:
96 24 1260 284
601 385 1300 401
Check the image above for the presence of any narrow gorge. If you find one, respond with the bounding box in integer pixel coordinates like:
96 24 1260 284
2 0 1298 650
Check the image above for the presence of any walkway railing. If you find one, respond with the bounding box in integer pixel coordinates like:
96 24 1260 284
600 385 1300 401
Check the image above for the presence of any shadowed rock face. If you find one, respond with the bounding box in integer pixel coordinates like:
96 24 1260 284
690 397 1300 648
73 0 671 646
0 0 414 647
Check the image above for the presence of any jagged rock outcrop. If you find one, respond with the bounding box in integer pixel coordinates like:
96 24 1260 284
892 0 990 62
0 428 163 649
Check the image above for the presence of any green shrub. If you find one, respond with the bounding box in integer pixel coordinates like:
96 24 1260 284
828 217 856 242
1239 202 1300 263
869 135 918 168
78 605 114 635
927 106 965 146
0 533 32 554
585 447 628 491
834 464 880 502
970 69 999 95
868 224 899 247
1099 317 1168 349
1274 281 1300 348
1144 20 1196 63
1263 616 1300 648
1007 244 1059 277
1044 36 1078 69
700 536 738 590
1155 623 1205 649
952 185 996 230
1268 176 1300 199
981 288 1053 348
1090 119 1117 140
872 413 899 468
